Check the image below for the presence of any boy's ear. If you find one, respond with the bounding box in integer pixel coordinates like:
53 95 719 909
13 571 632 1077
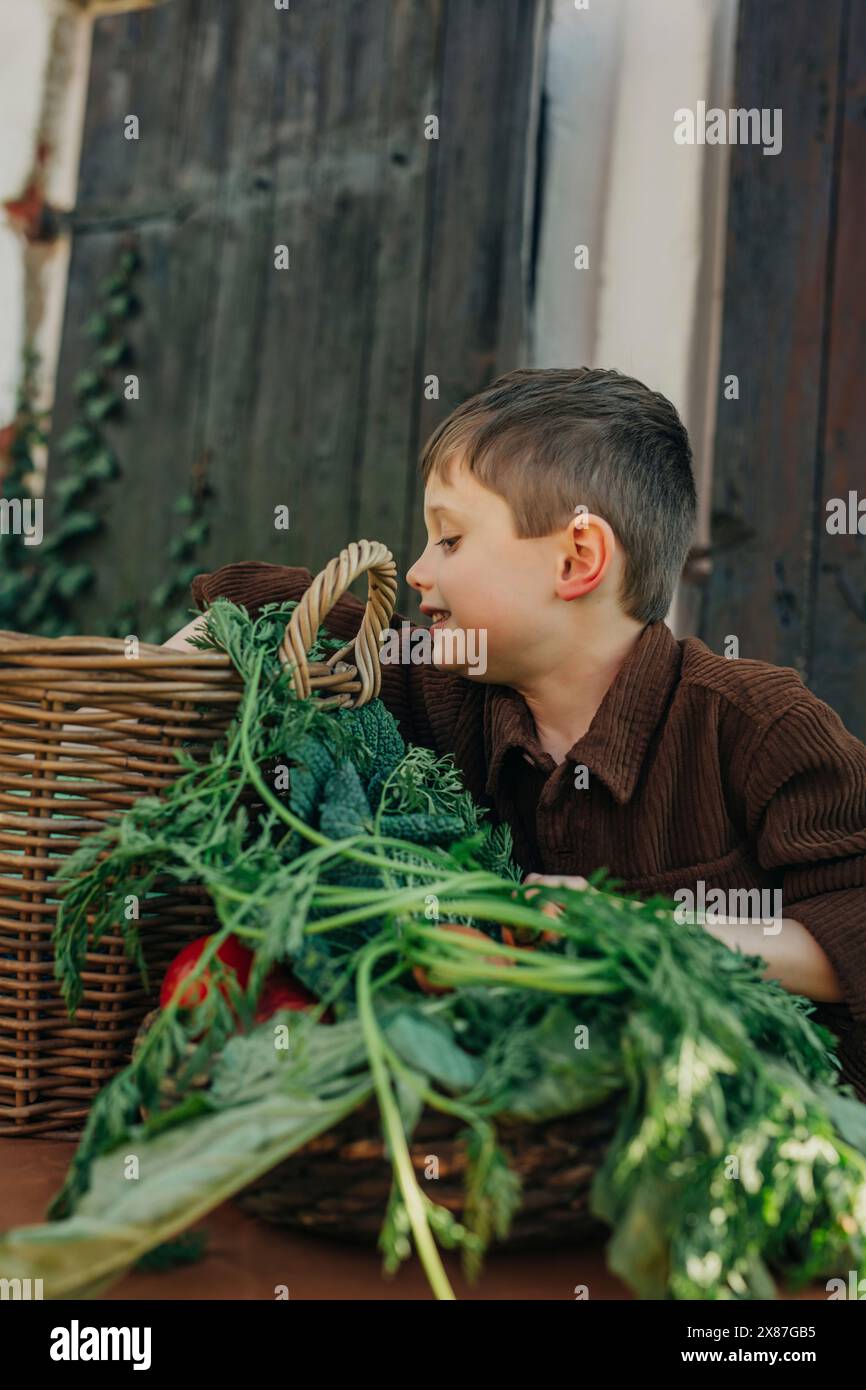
555 512 616 600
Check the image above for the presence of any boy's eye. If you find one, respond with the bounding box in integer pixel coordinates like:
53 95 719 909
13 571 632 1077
436 536 460 551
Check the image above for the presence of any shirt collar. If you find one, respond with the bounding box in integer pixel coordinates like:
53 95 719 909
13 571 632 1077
483 620 683 805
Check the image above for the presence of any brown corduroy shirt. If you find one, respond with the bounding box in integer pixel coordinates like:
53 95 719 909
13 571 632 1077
190 561 866 1101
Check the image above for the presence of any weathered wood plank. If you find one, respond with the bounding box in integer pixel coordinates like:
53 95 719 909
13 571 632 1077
809 0 866 738
51 1 241 633
353 0 442 608
701 0 846 676
406 0 547 606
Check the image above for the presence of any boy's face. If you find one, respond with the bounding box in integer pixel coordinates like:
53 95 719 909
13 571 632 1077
405 454 608 684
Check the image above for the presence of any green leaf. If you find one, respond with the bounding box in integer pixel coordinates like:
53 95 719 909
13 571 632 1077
52 473 89 507
150 580 174 608
97 339 130 368
42 511 101 552
384 1008 483 1093
83 393 120 423
183 519 209 547
57 424 97 456
460 1124 522 1278
106 292 137 319
98 273 127 297
73 369 102 398
85 313 111 342
0 1080 373 1299
319 761 371 839
81 449 118 483
494 1001 625 1121
56 563 94 601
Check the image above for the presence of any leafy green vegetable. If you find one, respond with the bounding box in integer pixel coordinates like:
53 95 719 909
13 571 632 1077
4 595 861 1304
0 1081 373 1298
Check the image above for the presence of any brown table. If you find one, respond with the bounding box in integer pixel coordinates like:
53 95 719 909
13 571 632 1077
0 1139 824 1301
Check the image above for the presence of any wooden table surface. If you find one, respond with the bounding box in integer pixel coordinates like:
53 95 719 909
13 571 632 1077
0 1138 825 1301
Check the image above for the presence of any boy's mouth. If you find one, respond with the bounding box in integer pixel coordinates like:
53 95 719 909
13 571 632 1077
422 607 451 629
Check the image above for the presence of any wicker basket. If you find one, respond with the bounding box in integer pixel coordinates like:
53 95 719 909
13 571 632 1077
132 1008 619 1248
234 1100 618 1247
5 535 620 1248
0 539 397 1136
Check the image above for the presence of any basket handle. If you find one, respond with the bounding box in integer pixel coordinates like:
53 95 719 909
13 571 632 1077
278 539 398 705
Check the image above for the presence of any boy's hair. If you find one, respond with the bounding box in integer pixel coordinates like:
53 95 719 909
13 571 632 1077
420 367 696 624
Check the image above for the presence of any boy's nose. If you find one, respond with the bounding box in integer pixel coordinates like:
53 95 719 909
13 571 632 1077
405 557 426 593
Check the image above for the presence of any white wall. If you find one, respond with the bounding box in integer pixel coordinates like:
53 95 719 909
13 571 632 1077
0 0 91 434
533 0 740 634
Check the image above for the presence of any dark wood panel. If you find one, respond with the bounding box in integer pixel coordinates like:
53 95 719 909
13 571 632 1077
701 0 846 677
49 0 546 633
354 0 443 602
406 0 545 602
810 0 866 737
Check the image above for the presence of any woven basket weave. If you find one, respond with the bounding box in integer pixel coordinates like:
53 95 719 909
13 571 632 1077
132 1008 619 1248
0 539 397 1136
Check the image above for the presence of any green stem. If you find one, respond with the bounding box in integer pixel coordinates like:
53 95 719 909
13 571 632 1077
305 873 502 932
355 939 456 1301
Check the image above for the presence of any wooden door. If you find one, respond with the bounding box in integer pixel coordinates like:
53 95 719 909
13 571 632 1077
700 0 866 739
49 0 548 637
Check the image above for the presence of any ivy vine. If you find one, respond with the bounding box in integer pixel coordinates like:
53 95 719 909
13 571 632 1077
108 460 214 645
0 242 214 642
0 345 51 630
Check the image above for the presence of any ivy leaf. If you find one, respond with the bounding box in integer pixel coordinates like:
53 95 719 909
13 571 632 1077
41 511 102 552
73 369 102 399
83 394 121 424
52 473 89 507
98 340 130 368
82 449 119 483
106 292 137 319
57 424 97 456
151 579 174 608
98 273 127 297
56 563 94 601
85 313 111 342
183 519 209 546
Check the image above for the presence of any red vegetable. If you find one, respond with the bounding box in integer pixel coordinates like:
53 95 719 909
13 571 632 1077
159 933 332 1026
254 976 331 1023
159 934 254 1011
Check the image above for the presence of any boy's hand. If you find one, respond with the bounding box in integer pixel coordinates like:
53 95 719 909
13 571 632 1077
507 873 594 944
522 872 593 919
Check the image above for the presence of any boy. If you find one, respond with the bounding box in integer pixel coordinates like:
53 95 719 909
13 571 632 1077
167 367 866 1099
